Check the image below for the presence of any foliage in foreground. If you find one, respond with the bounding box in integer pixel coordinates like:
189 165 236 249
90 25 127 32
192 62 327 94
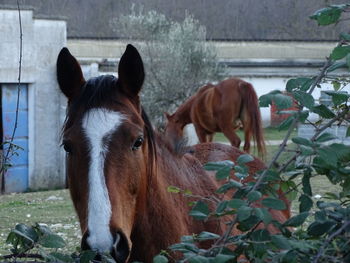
156 4 350 263
1 223 112 263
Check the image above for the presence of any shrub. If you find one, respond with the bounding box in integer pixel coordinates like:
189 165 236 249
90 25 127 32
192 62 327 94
154 4 350 263
115 6 226 127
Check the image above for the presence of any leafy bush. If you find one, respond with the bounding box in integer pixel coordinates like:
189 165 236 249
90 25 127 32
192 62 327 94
115 6 225 127
1 223 112 263
153 4 350 263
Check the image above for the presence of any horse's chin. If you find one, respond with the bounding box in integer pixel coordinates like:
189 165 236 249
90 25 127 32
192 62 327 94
111 232 130 263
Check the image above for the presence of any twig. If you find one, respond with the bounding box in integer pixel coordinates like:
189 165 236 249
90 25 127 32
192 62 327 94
312 220 350 263
1 0 23 193
1 253 44 260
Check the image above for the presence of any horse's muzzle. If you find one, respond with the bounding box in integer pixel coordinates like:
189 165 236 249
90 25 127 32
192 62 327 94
81 231 130 263
111 232 130 263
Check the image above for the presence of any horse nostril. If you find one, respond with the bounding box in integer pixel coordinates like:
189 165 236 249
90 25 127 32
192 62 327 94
111 232 130 263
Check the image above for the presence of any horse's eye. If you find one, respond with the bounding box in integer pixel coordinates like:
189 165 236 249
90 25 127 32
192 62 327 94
62 141 73 154
132 137 144 151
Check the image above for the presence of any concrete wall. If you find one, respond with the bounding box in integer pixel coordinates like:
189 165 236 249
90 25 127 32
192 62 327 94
0 9 67 191
68 40 349 127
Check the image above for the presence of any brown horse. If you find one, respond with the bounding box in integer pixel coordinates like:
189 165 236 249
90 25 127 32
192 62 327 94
165 78 266 156
57 45 289 263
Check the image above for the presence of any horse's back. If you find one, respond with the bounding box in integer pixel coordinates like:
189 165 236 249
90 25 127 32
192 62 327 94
187 142 291 225
189 142 265 173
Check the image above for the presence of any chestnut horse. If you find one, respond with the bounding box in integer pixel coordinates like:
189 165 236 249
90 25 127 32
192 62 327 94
57 45 289 263
165 78 266 156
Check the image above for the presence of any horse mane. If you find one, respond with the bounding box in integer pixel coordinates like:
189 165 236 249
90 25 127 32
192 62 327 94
62 75 119 133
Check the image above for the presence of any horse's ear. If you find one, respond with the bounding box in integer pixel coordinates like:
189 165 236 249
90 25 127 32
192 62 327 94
56 47 85 100
118 44 145 98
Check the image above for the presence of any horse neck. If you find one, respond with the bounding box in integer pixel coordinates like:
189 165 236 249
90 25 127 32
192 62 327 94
173 98 193 126
131 137 216 261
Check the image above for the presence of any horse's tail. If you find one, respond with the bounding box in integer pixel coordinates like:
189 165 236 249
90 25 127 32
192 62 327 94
239 81 266 157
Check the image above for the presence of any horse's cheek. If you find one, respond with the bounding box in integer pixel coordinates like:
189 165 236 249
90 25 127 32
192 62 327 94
128 155 144 196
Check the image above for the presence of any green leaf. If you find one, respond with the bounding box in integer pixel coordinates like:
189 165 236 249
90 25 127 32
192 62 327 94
340 32 350 41
293 91 315 109
215 166 232 180
153 255 168 263
298 110 309 123
346 54 350 71
189 201 209 220
330 46 350 60
316 132 337 142
327 61 346 72
302 174 312 196
187 255 210 263
80 250 97 263
261 198 287 210
332 80 341 91
227 199 247 209
317 143 350 166
39 233 66 248
47 252 74 263
271 235 291 249
254 208 272 225
216 180 242 194
292 136 313 146
237 206 253 221
283 212 309 227
312 104 335 119
250 229 271 242
299 194 313 213
13 224 38 243
213 254 236 263
286 78 313 92
278 115 295 131
196 231 220 241
216 201 228 214
300 145 314 156
307 220 336 236
247 191 262 202
259 90 281 107
169 242 199 253
310 6 342 25
273 93 293 110
237 154 254 164
346 127 350 137
324 91 349 106
167 186 181 193
204 161 234 171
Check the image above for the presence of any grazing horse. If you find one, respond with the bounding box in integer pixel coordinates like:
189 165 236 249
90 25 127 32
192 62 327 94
165 78 266 156
57 45 289 263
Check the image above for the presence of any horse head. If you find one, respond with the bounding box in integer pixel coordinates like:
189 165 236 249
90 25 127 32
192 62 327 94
57 45 153 262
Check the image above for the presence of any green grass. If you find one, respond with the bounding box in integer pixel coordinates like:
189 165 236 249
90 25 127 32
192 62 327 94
0 190 79 255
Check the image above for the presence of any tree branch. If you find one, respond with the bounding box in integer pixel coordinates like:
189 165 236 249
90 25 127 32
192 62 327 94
312 220 350 263
1 0 23 193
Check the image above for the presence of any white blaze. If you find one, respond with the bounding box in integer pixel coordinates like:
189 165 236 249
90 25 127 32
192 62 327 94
82 108 124 252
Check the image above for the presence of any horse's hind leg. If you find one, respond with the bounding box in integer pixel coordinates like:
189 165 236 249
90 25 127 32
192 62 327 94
194 124 208 143
207 133 214 142
221 126 241 148
243 128 251 153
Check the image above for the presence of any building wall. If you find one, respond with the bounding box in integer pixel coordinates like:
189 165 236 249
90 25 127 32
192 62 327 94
67 39 348 127
0 9 67 191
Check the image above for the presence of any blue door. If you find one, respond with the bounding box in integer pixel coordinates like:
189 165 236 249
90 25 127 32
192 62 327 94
1 84 28 193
